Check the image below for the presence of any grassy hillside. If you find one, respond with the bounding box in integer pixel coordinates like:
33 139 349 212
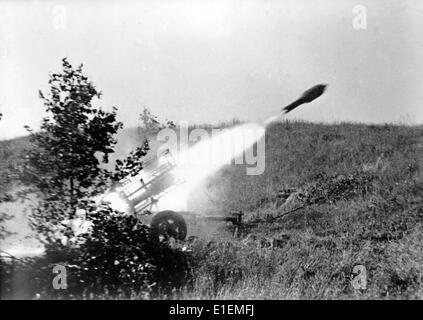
1 121 423 299
181 121 423 299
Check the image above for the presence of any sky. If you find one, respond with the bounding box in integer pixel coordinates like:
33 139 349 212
1 0 423 140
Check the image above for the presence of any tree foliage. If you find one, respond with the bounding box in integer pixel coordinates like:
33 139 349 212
113 139 150 181
28 202 190 299
138 107 175 141
21 58 123 243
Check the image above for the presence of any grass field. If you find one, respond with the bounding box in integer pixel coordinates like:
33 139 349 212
178 121 423 299
1 120 423 299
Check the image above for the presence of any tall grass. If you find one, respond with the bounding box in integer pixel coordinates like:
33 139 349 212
176 121 423 299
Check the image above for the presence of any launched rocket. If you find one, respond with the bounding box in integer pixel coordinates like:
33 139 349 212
282 84 327 114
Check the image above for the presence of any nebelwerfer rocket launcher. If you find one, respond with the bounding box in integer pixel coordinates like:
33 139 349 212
101 149 243 240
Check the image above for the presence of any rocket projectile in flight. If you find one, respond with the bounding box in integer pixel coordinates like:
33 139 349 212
282 84 327 114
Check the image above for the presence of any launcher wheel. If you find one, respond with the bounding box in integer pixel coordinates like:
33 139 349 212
150 210 187 240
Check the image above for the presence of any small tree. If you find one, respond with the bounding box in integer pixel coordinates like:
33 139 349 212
138 107 175 142
22 58 122 244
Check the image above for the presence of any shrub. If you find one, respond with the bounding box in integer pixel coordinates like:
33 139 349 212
5 203 190 299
